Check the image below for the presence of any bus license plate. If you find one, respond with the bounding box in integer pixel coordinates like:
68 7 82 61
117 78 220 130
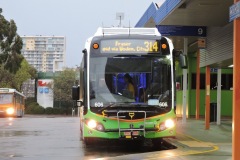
124 131 139 137
124 132 131 136
132 131 139 136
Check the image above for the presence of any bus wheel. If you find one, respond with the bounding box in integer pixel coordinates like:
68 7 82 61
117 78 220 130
80 130 83 141
20 109 23 117
84 138 94 146
152 138 163 148
17 109 23 118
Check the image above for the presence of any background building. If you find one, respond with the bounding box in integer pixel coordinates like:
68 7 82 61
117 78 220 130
21 79 35 98
21 36 66 72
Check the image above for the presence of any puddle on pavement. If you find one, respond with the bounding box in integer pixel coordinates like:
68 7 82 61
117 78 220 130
9 154 24 157
83 139 177 159
0 130 42 137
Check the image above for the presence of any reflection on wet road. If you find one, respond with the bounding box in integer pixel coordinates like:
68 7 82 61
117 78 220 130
0 116 175 160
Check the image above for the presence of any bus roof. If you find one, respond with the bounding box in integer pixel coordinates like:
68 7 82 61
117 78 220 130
94 27 161 37
0 88 26 97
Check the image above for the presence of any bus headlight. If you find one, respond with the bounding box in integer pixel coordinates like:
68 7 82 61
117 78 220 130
6 108 14 115
86 119 105 131
159 123 166 131
165 119 175 128
87 120 97 129
96 124 105 131
159 119 175 131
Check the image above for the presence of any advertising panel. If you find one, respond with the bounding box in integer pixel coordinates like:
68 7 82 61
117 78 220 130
37 79 53 108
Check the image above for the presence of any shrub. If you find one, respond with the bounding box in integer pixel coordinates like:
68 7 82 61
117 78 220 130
29 102 39 107
25 98 74 115
32 106 45 114
25 97 36 105
25 105 45 114
45 107 53 114
52 107 64 114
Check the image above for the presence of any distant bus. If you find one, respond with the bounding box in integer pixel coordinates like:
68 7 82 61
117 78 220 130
72 28 187 146
0 88 26 117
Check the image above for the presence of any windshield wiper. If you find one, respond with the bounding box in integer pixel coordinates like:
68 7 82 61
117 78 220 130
98 103 116 113
98 102 134 113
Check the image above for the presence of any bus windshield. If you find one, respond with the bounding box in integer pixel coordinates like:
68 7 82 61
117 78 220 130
89 55 173 114
0 93 13 104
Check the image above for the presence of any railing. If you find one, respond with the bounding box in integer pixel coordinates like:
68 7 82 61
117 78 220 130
117 110 146 138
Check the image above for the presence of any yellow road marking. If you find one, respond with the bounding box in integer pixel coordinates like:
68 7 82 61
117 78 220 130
178 141 215 147
92 132 219 160
146 132 219 159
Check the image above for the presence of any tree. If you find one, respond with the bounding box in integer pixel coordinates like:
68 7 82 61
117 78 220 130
0 57 37 90
48 69 76 114
0 8 23 73
52 69 76 103
0 8 35 91
0 67 15 88
14 59 37 91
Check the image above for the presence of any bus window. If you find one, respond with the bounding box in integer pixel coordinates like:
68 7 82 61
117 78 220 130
15 95 18 103
0 94 13 104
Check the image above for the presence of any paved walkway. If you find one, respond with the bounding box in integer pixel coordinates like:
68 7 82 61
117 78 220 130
101 119 232 160
172 119 232 160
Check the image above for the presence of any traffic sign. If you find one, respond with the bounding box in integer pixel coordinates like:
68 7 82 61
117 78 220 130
230 1 240 22
156 25 207 37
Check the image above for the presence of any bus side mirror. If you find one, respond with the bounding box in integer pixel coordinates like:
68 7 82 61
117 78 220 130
179 54 188 69
72 86 80 100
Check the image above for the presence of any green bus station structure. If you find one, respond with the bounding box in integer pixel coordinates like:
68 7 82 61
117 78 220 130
136 0 240 159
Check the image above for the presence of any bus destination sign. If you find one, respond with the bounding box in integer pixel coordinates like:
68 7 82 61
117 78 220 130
100 39 160 54
0 88 9 93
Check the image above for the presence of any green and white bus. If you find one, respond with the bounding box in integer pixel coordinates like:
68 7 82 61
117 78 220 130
72 28 187 145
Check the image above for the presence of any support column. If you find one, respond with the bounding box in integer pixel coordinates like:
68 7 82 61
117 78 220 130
78 107 80 117
233 0 240 158
182 38 188 123
205 66 210 130
217 69 221 125
196 50 200 120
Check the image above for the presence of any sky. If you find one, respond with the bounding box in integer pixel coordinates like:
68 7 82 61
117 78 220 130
0 0 165 68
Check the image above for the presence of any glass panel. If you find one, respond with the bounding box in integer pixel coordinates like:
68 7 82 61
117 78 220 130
0 94 13 104
89 55 172 114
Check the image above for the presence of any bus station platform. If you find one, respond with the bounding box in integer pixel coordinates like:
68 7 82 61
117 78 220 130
166 119 232 160
99 119 232 160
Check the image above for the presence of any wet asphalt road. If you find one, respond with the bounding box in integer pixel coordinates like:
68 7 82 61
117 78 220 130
0 116 172 160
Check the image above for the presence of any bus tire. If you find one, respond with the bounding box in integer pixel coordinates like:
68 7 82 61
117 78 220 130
84 138 94 146
80 130 83 141
152 138 163 148
17 109 23 118
20 110 23 118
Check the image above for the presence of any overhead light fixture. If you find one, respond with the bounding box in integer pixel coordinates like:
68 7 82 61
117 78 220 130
228 64 234 68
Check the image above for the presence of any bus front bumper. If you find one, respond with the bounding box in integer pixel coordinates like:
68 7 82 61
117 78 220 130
83 124 176 140
0 108 15 116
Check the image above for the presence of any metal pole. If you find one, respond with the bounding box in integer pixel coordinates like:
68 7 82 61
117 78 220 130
120 16 122 27
233 1 240 158
182 38 188 123
205 66 210 130
217 69 221 125
196 49 200 120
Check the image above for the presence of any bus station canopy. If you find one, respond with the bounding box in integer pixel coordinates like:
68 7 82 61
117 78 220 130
136 0 233 67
